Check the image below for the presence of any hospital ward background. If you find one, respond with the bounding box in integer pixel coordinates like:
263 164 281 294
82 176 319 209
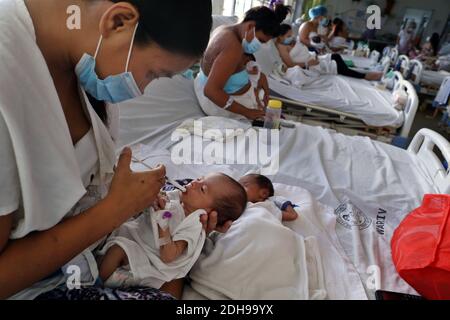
1 0 450 302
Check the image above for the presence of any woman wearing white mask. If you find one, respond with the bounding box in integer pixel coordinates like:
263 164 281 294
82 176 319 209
0 0 220 300
195 4 291 120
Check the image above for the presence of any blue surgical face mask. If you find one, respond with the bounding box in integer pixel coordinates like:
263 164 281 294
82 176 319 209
75 23 142 104
242 28 262 54
282 36 295 45
320 18 329 27
181 69 194 80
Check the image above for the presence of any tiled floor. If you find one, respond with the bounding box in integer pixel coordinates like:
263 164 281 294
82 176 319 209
409 105 449 141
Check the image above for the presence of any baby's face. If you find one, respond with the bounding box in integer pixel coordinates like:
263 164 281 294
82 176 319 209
238 176 269 203
181 173 228 213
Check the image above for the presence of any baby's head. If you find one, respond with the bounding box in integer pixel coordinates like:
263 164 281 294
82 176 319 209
311 35 322 44
239 174 274 203
181 173 248 227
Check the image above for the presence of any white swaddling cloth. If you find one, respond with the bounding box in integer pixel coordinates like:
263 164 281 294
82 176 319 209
194 74 259 120
101 191 206 289
185 200 327 300
329 36 348 49
246 61 261 88
290 41 315 64
288 42 337 79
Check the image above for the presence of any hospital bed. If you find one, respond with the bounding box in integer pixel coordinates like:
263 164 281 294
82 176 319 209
340 50 385 74
117 75 450 300
389 47 399 67
407 59 450 91
405 59 450 116
395 55 410 78
254 41 418 142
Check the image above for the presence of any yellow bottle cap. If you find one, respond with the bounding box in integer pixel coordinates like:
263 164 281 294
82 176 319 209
268 99 282 109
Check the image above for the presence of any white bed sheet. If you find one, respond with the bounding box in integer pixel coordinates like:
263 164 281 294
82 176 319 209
254 41 402 127
422 70 450 87
269 75 404 127
118 76 206 150
341 54 377 73
119 77 438 299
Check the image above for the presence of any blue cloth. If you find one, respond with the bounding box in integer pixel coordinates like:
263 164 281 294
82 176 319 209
309 5 327 20
271 196 298 211
391 136 410 150
198 69 249 95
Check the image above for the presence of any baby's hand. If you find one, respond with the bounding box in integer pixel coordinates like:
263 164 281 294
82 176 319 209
282 205 299 222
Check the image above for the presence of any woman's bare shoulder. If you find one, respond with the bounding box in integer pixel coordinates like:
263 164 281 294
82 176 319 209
211 26 241 49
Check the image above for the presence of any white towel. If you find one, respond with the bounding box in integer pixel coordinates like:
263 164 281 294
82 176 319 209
175 116 252 142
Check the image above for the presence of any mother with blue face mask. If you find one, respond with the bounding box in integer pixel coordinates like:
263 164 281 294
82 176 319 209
0 0 215 300
299 5 329 52
195 4 291 120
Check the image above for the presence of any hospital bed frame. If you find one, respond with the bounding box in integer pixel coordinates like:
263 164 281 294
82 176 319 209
369 50 381 63
405 60 446 116
408 128 450 194
396 55 410 78
406 59 444 95
274 74 418 142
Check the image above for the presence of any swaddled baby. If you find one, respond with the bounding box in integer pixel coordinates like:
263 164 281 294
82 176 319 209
98 173 247 289
239 174 298 222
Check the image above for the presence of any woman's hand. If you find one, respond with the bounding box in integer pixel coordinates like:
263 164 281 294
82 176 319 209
263 89 270 107
107 148 166 223
243 108 266 121
200 211 233 235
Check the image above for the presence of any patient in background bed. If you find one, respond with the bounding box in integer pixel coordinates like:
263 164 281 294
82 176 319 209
239 174 298 222
98 173 248 289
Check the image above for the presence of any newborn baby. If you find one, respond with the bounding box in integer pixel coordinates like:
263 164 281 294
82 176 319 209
239 174 298 222
98 173 248 289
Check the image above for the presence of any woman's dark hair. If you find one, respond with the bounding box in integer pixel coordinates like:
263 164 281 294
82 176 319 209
429 32 440 56
331 18 345 38
111 0 212 58
91 0 212 123
278 23 292 37
243 4 292 37
245 174 275 198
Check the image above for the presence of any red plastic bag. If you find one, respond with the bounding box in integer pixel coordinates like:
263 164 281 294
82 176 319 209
391 194 450 300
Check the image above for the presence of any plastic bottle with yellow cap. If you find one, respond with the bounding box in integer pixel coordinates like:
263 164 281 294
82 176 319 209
264 99 283 129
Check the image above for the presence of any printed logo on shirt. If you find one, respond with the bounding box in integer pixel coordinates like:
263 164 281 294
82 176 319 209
335 201 372 230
